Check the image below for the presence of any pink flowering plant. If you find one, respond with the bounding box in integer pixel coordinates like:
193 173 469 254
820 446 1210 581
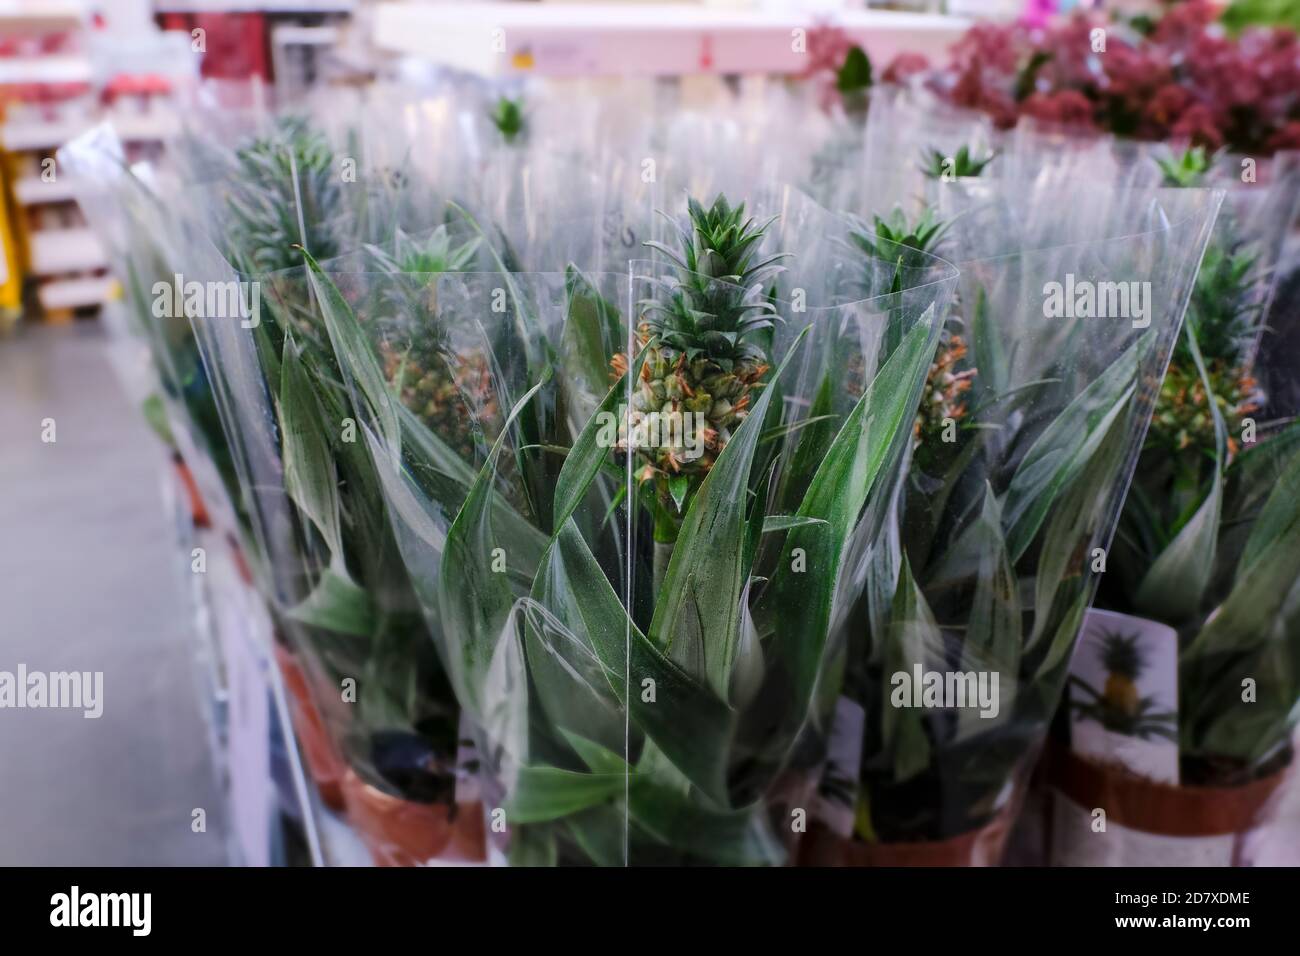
932 2 1300 155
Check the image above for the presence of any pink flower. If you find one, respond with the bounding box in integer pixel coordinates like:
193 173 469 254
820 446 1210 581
882 52 930 85
1268 122 1300 152
1022 90 1096 129
1171 104 1225 150
1144 83 1193 132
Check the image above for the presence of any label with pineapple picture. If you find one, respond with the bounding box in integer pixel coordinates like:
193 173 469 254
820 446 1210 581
1067 608 1179 784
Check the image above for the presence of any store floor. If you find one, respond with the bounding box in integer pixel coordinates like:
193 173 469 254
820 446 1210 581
0 321 227 866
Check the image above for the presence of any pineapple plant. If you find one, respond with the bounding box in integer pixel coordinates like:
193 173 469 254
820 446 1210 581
1145 148 1264 468
490 96 526 144
920 143 997 180
226 116 344 278
912 331 976 455
367 226 498 461
1099 631 1144 720
849 206 951 275
619 194 786 581
1095 145 1300 784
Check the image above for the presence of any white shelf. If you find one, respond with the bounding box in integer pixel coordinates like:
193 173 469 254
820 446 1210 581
154 1 354 11
0 2 86 36
29 226 105 275
3 112 177 151
14 175 77 204
0 54 92 86
373 2 970 78
37 274 114 310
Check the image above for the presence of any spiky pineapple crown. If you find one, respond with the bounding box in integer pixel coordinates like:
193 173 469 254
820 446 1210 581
642 195 786 371
368 225 481 277
1099 632 1144 679
920 144 997 180
850 207 950 269
1148 145 1263 460
1156 146 1214 189
228 116 343 276
368 226 482 366
490 96 525 143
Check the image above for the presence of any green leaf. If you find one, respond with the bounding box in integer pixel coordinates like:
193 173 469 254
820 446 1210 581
776 371 838 512
1001 340 1139 562
969 285 1007 397
760 515 827 534
438 374 549 712
279 340 343 557
627 771 785 866
836 45 873 95
650 327 810 699
300 247 400 464
953 485 1020 739
550 342 649 532
140 393 175 448
562 265 622 399
506 767 626 824
758 306 940 712
532 520 735 804
1135 469 1221 620
1236 439 1300 575
1027 408 1128 651
881 556 937 782
668 475 689 514
287 561 375 636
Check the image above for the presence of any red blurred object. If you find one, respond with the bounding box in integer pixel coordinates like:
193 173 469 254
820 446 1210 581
882 52 929 85
273 644 347 813
159 12 269 82
340 771 487 867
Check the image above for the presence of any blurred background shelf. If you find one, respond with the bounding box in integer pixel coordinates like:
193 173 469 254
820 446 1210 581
374 2 972 78
154 1 355 11
0 1 86 36
13 174 78 204
29 226 105 275
36 273 114 310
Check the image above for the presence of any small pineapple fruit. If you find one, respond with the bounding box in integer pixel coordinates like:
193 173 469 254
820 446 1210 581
1099 632 1144 720
381 338 497 461
613 195 785 525
371 226 494 459
913 333 975 454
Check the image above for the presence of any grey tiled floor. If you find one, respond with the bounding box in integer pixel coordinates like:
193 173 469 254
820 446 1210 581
0 321 226 865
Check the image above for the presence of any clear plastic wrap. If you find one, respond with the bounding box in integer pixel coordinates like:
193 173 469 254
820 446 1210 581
802 183 1224 865
58 126 250 539
310 188 958 865
1059 150 1300 866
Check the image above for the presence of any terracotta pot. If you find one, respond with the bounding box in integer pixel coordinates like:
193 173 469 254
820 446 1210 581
228 535 254 587
1047 743 1289 838
340 770 486 866
173 454 210 528
273 645 346 812
800 812 1012 866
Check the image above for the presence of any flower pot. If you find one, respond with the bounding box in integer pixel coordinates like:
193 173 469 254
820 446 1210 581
799 812 1013 866
340 769 485 866
1047 743 1293 866
273 644 346 813
172 453 210 528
